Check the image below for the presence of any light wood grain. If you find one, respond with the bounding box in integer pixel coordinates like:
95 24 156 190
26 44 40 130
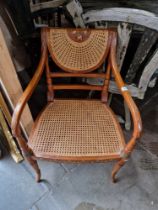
138 49 158 98
0 29 33 135
30 0 67 12
83 8 158 31
117 23 132 70
66 0 85 28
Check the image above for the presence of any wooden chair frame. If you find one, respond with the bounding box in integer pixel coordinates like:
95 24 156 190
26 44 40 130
11 28 142 183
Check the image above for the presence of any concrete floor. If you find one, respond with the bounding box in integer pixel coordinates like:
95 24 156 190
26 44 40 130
0 87 158 210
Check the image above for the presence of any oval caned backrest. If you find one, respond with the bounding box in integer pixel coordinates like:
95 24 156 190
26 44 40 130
45 28 113 102
46 28 111 73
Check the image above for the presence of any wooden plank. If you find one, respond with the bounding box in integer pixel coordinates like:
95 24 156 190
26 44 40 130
0 9 31 73
30 0 67 12
138 49 158 99
66 0 85 27
148 77 157 88
86 79 142 98
125 28 158 83
80 0 158 15
108 81 141 98
117 23 132 70
0 109 23 163
0 81 28 139
83 8 158 31
0 29 33 135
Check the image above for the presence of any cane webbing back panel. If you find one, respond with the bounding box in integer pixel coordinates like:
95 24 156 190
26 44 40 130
46 28 109 72
29 100 125 160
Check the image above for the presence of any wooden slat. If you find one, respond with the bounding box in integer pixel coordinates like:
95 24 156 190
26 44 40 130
108 81 141 98
117 22 132 70
53 84 103 90
80 0 158 15
66 0 85 28
30 0 67 12
0 29 33 135
83 8 158 31
125 28 158 83
138 48 158 98
50 72 106 78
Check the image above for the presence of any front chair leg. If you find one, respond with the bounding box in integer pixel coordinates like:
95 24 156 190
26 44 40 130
112 138 137 183
15 133 41 182
111 159 126 183
25 154 41 182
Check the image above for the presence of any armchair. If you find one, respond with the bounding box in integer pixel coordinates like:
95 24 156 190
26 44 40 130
11 28 142 183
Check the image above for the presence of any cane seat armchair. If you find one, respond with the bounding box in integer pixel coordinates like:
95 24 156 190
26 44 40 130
11 28 142 183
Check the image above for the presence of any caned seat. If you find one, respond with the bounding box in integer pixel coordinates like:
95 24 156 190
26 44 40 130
29 100 125 160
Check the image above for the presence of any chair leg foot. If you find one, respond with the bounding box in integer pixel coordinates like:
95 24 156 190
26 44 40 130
32 160 41 182
111 159 125 183
36 170 41 183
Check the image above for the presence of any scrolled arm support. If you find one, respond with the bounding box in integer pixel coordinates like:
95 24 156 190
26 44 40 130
110 31 142 156
11 28 47 153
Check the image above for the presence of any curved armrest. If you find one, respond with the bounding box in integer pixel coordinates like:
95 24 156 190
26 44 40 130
110 31 142 141
11 29 47 143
